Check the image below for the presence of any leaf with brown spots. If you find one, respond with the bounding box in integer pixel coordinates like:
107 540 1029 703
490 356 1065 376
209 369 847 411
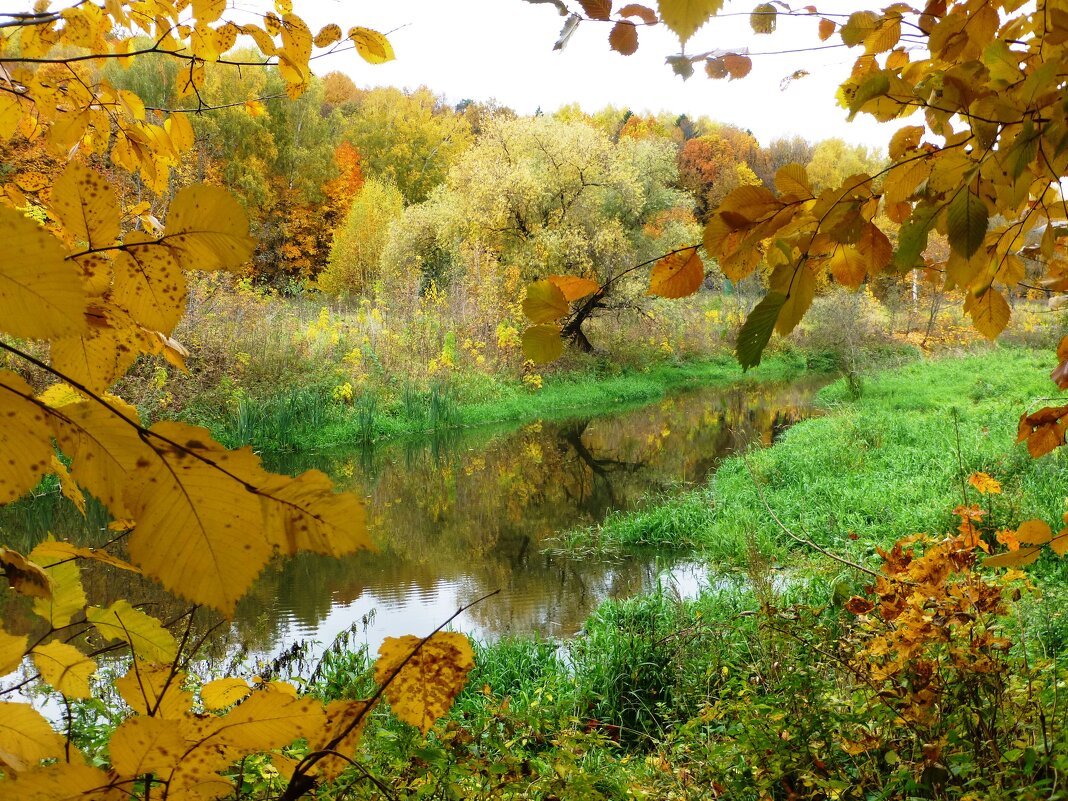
0 371 55 504
0 205 87 341
50 162 120 250
375 633 475 733
108 716 185 778
0 702 65 771
0 547 52 600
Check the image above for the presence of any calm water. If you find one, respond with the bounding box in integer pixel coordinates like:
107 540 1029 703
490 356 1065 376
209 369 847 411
1 378 823 666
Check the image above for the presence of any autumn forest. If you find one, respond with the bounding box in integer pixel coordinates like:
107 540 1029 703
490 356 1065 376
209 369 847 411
4 0 1068 799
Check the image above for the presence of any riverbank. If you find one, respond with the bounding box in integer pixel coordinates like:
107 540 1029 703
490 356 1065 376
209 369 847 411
271 345 1068 800
204 349 861 452
563 346 1068 565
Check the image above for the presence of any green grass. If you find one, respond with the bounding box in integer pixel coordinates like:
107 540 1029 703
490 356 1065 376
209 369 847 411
563 347 1068 566
209 352 827 452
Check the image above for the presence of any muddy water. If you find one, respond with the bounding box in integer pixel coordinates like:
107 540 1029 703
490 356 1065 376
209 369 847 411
0 378 824 665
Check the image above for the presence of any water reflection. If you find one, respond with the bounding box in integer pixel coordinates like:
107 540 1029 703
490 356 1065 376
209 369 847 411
0 378 824 663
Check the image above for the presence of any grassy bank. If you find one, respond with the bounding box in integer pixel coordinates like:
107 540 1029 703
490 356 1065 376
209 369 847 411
206 350 836 452
566 346 1068 567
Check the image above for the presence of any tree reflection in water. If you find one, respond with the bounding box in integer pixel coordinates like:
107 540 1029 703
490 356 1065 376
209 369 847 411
0 378 825 664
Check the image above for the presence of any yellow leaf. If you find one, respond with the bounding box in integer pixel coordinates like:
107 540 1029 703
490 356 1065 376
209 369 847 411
522 279 570 323
349 26 395 64
50 454 87 515
310 700 373 780
0 547 52 600
0 702 65 771
522 324 564 364
50 163 120 250
774 163 811 197
0 205 87 340
32 641 96 700
965 287 1010 339
0 371 55 504
200 678 251 711
1052 529 1068 557
375 633 475 734
768 262 816 335
30 540 86 628
648 247 704 298
548 275 600 301
109 717 185 778
985 547 1042 568
164 113 194 154
889 125 924 159
658 0 724 43
192 0 225 23
6 763 120 797
116 664 192 719
1015 519 1053 545
855 222 893 275
0 626 27 675
113 233 187 334
257 469 371 558
163 184 256 272
207 687 326 750
50 305 145 394
828 246 867 289
244 99 266 117
15 170 49 192
87 600 178 663
29 540 140 574
313 23 342 48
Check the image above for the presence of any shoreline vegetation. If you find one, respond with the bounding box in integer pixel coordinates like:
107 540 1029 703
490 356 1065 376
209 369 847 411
244 346 1068 800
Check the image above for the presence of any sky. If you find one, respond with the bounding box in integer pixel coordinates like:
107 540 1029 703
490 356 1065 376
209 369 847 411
274 0 903 150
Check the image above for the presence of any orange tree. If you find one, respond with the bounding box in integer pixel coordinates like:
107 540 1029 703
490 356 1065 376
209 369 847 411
0 4 477 799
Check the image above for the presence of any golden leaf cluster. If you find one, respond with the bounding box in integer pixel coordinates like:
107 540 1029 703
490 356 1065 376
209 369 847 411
0 3 475 798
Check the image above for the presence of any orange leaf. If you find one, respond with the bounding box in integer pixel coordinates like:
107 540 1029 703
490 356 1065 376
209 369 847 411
967 471 1001 495
723 54 753 79
1015 519 1053 545
578 0 612 20
548 275 600 301
985 547 1042 568
608 20 638 54
618 3 657 24
648 248 704 298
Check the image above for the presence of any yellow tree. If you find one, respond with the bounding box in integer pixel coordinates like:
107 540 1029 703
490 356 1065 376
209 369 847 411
0 4 474 798
521 0 1068 392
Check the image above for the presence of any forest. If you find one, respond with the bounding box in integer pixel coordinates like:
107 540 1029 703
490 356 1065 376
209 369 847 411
2 0 1068 800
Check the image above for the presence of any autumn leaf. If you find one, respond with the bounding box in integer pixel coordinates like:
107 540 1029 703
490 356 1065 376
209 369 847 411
201 678 252 711
349 27 394 64
109 717 185 778
50 162 120 250
0 703 65 771
0 626 27 675
375 633 475 733
0 547 52 600
648 247 704 298
163 184 256 272
0 371 56 504
609 20 639 54
522 324 564 364
968 472 1002 495
87 601 178 663
658 0 723 43
30 540 86 628
579 0 612 19
0 205 87 341
522 279 570 323
547 274 600 301
619 4 658 24
946 189 989 259
32 641 96 700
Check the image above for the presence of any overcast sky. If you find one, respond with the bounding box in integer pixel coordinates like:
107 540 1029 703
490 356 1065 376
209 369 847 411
271 0 902 150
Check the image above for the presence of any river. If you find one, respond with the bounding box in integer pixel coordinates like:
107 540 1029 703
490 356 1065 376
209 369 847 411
0 376 824 670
